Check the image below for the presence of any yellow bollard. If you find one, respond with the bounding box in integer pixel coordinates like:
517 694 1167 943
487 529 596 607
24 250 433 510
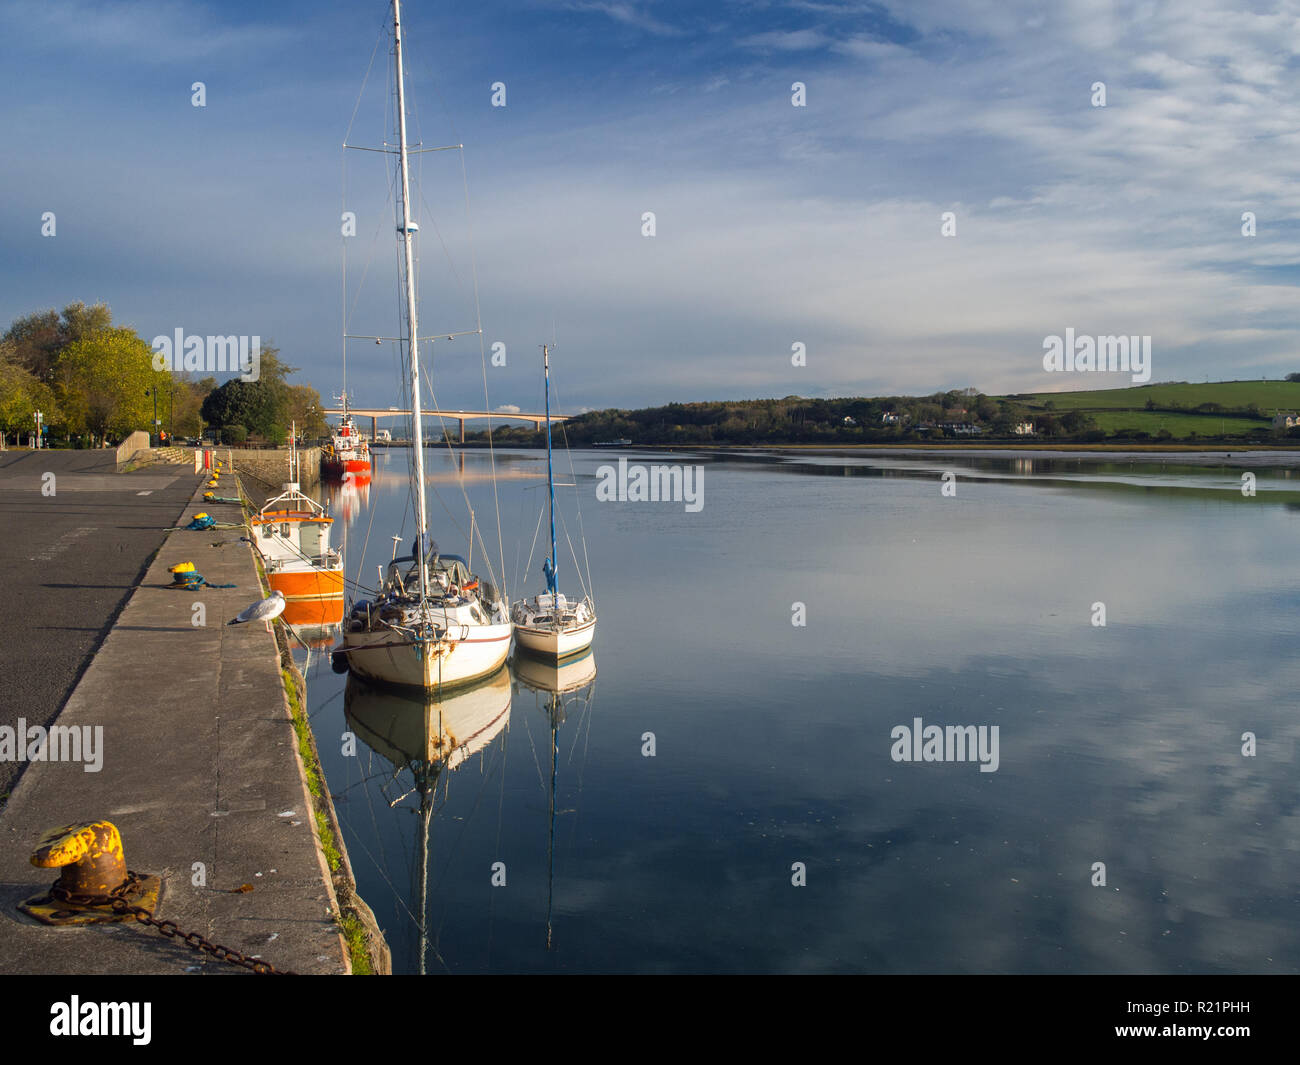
19 821 161 925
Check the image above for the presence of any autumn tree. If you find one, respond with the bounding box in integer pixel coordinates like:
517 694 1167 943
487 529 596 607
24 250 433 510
285 383 327 438
54 327 155 446
4 302 112 382
0 339 59 445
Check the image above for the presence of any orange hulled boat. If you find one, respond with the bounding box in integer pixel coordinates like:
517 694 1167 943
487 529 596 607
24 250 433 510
249 475 345 625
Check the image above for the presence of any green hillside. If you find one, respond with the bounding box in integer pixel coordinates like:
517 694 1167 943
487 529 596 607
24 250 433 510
466 379 1300 448
1013 379 1300 413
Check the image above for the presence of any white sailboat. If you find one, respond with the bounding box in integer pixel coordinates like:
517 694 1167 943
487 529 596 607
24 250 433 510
339 0 512 690
511 345 596 659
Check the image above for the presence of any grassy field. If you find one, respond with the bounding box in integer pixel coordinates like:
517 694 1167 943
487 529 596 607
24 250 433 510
995 379 1300 439
1086 411 1269 436
1011 380 1300 413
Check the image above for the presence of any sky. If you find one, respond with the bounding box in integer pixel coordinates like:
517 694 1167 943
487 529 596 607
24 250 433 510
3 0 1300 415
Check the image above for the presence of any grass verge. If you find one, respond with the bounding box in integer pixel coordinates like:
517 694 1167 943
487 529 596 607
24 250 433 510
236 469 386 975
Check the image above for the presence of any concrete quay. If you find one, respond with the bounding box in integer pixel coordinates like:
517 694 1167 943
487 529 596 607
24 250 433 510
0 452 352 974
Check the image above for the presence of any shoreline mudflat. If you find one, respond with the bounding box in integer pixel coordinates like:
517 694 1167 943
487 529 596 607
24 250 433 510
653 444 1300 468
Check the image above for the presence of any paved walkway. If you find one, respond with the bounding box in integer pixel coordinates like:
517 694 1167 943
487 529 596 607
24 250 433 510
0 459 348 974
0 450 199 796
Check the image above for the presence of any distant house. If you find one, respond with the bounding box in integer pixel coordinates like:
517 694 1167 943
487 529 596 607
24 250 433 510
945 423 984 435
881 411 904 424
1013 422 1035 435
842 416 857 426
1273 412 1299 429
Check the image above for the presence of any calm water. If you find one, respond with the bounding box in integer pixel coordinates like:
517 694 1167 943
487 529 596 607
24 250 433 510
292 446 1300 974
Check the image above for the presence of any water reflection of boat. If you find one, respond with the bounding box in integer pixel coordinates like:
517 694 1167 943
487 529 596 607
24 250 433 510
512 649 597 949
323 470 372 526
284 615 342 649
513 648 598 695
344 664 512 974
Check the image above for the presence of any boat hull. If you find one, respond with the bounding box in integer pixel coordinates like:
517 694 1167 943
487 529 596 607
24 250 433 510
514 618 596 659
280 596 345 627
267 567 345 603
322 456 371 482
342 623 513 690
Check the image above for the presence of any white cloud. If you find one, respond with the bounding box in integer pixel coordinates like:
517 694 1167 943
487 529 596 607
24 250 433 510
563 2 684 37
738 28 832 51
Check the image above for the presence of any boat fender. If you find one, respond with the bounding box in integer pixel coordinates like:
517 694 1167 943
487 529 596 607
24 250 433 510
330 650 350 674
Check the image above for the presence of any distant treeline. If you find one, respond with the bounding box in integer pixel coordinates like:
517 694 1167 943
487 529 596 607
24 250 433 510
463 386 1300 447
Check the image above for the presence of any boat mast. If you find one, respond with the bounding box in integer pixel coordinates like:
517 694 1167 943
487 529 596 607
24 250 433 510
393 0 428 603
544 344 557 596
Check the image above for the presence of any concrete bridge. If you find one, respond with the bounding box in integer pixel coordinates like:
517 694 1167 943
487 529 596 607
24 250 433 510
322 408 567 443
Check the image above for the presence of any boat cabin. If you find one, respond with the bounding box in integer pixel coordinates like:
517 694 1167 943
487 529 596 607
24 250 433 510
383 551 479 599
250 484 340 573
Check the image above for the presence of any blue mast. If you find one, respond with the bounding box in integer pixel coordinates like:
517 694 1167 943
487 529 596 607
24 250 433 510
543 344 558 596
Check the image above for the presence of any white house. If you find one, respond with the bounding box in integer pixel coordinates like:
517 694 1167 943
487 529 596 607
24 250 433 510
1272 412 1299 429
1013 422 1035 435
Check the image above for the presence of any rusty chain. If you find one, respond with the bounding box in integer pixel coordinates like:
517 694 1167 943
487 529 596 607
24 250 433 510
47 871 296 975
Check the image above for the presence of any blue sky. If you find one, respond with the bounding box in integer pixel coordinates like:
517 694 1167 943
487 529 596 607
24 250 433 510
3 0 1299 414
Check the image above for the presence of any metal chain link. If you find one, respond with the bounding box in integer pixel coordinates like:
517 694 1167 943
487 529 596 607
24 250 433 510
47 871 297 975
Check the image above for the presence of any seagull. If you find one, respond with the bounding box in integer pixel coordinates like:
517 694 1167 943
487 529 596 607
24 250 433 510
227 589 286 632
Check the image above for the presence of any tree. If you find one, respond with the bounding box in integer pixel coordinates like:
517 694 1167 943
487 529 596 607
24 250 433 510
285 383 326 438
0 340 58 445
162 374 209 438
4 302 112 382
198 341 295 444
202 379 275 438
53 327 155 446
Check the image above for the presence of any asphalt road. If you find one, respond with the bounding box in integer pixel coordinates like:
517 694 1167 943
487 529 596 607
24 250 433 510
0 449 200 795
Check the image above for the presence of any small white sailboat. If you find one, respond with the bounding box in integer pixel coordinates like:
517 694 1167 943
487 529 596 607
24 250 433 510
339 0 511 690
511 345 596 660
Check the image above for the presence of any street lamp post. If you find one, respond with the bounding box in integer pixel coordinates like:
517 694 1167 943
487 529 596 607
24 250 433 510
145 388 159 445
